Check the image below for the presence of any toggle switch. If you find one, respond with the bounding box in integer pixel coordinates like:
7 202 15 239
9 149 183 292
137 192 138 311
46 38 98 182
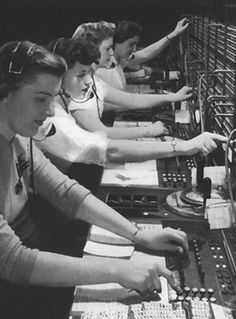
184 286 191 296
207 288 214 298
199 288 206 298
192 287 198 297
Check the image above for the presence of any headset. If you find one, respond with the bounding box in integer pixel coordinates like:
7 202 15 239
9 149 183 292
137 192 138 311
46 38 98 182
8 41 37 75
5 42 56 193
7 41 57 142
0 41 37 100
60 86 95 104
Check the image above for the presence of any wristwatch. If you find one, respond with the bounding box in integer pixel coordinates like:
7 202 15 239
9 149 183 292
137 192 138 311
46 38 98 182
171 139 177 152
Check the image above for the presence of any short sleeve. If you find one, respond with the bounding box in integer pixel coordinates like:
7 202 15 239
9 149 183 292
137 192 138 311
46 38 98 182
38 116 108 166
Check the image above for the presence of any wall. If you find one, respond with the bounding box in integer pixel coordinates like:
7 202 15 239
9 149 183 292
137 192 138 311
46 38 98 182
0 0 198 45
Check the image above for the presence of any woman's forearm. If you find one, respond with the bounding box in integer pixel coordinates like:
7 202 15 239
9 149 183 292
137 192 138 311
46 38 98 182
31 193 139 287
106 125 151 139
107 139 186 162
129 18 189 65
130 36 170 65
104 86 191 111
72 109 155 139
31 251 125 287
76 194 138 240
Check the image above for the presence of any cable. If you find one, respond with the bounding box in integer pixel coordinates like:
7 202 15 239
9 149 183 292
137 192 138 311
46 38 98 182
60 87 94 105
30 138 35 195
225 128 236 223
198 73 206 133
91 72 102 119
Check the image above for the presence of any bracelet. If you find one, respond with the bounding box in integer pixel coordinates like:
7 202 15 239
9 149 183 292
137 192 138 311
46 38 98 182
171 139 177 152
166 35 172 42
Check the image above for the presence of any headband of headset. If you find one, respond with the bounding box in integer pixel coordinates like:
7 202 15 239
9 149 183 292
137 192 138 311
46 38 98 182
8 41 37 75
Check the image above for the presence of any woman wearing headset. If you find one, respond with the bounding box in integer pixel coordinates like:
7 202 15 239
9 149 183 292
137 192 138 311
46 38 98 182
69 22 192 138
44 37 227 164
93 18 188 90
0 40 193 319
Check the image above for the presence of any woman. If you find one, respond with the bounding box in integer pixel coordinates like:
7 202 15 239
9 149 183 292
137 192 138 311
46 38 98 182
71 23 192 138
75 19 188 90
0 40 191 319
36 37 228 210
45 37 227 162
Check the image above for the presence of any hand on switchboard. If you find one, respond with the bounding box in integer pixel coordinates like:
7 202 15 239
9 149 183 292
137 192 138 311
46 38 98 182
148 120 169 137
173 86 193 102
182 132 228 156
172 17 189 37
134 226 188 256
115 258 181 294
113 227 188 294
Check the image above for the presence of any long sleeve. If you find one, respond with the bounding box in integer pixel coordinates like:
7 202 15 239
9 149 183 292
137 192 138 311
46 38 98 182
0 134 90 286
0 214 38 285
33 141 91 220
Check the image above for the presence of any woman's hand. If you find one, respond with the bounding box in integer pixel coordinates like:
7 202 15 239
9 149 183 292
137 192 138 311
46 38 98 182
114 259 180 293
148 121 169 137
182 132 228 156
172 18 189 37
172 86 193 102
134 227 188 255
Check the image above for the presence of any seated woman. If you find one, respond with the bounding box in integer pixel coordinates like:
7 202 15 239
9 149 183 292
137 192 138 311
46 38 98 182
74 19 189 90
39 38 226 187
0 40 200 319
69 25 192 138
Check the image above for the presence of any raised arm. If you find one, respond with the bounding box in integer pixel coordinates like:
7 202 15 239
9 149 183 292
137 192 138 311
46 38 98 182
129 18 189 65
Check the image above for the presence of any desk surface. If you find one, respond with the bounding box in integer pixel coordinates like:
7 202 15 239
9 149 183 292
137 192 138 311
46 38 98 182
70 219 236 319
70 222 171 316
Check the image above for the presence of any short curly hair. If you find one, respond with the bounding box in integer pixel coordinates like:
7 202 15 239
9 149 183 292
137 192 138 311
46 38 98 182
46 37 100 68
72 21 115 47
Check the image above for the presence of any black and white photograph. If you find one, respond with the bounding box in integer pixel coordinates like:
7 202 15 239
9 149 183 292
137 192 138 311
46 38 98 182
0 0 236 318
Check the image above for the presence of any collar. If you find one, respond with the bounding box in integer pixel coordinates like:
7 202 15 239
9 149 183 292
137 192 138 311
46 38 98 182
0 122 15 143
114 52 121 64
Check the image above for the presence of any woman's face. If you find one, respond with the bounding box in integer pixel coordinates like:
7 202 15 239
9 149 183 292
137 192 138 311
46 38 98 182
114 35 140 61
98 37 114 68
4 73 61 137
63 61 93 99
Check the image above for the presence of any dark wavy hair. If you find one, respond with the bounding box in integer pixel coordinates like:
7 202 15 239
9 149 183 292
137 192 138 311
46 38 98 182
46 37 100 68
0 40 67 100
114 20 143 44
